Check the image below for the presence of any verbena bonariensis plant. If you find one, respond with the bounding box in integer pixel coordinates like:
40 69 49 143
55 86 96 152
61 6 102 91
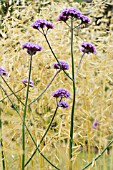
0 6 113 170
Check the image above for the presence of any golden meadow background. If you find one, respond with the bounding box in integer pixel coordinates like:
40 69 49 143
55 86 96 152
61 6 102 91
0 0 113 169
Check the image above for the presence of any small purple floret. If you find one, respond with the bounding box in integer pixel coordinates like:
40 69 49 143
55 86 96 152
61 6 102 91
31 19 54 30
0 67 8 77
80 15 91 24
58 100 69 108
92 121 99 129
53 60 69 70
81 42 96 54
22 42 42 55
57 15 69 22
22 78 34 87
57 7 82 22
53 88 70 98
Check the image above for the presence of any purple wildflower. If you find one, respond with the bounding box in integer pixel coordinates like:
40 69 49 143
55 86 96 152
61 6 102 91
0 67 8 77
22 42 42 55
22 78 34 87
53 88 70 98
57 15 69 22
57 8 82 22
92 121 99 129
80 15 91 24
81 42 96 54
53 60 69 70
58 100 69 108
31 19 54 30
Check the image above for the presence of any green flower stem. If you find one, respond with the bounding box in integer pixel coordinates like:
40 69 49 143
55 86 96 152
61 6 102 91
73 23 82 30
65 21 71 28
69 23 85 169
28 69 61 106
0 107 5 170
69 18 76 170
0 85 60 170
82 140 113 170
75 53 85 80
0 86 26 103
44 34 73 81
25 104 59 167
0 75 25 106
22 54 33 170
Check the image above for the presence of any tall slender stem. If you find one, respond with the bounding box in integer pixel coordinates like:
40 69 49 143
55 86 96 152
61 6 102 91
0 108 5 170
69 18 76 170
28 70 61 106
44 34 73 81
0 86 26 103
0 84 60 170
25 105 59 167
75 53 85 80
22 54 33 170
0 75 25 106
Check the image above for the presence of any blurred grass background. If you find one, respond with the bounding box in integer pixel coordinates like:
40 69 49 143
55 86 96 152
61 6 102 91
0 0 113 169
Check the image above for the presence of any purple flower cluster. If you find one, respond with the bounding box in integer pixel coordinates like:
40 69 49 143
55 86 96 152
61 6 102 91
53 88 70 98
81 42 96 54
53 60 69 70
57 7 90 24
92 121 99 129
31 19 54 30
57 8 81 22
53 88 70 109
58 101 69 108
0 67 8 77
22 42 42 55
79 15 90 24
22 78 34 87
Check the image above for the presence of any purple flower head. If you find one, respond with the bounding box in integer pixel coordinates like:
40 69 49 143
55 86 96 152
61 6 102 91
22 78 34 87
58 100 69 108
53 60 69 70
80 15 91 24
57 8 82 22
22 42 42 56
57 15 69 22
92 121 99 129
81 42 96 54
46 21 54 29
53 88 70 98
31 19 54 30
0 67 8 77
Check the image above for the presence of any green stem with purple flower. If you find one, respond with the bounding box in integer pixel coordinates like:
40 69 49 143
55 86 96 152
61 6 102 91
69 17 76 170
22 54 33 170
44 34 73 81
25 88 69 168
